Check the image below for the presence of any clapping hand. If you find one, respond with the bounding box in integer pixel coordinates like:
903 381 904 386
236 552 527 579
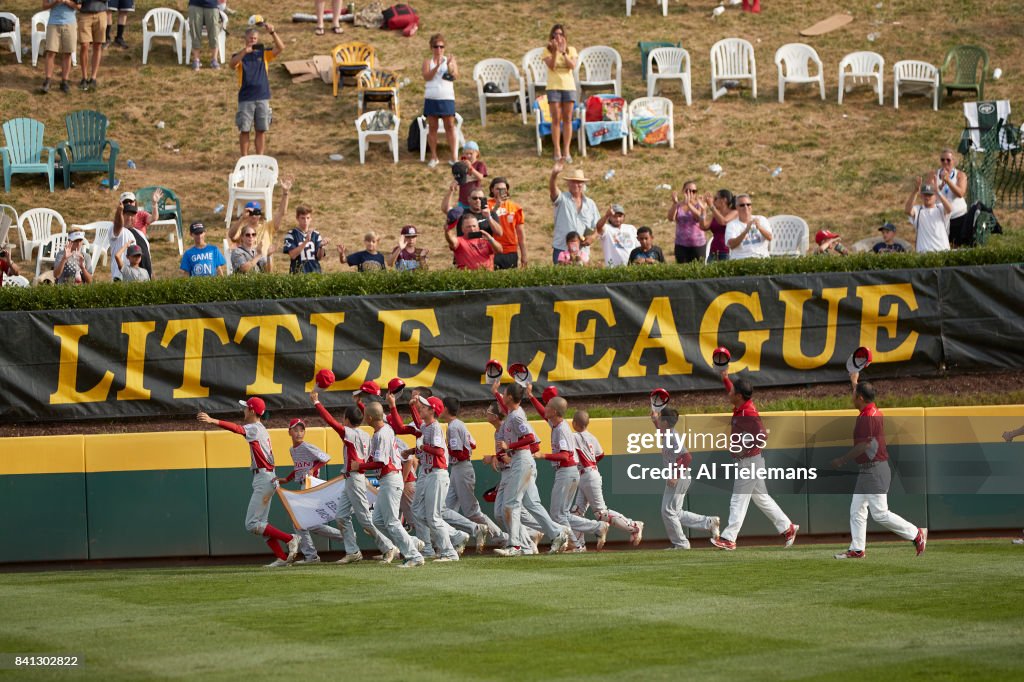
279 176 293 192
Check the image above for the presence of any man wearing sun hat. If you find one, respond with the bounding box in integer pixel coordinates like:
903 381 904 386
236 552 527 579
54 231 94 285
549 159 599 264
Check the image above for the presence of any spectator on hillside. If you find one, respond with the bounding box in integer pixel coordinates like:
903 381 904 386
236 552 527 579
112 194 154 280
725 194 772 259
227 177 290 271
542 24 578 162
905 175 952 253
669 180 707 263
283 204 328 274
105 0 133 49
40 0 79 95
549 161 599 264
443 181 501 237
421 33 459 168
230 22 285 156
77 0 107 91
117 190 157 236
54 231 94 285
189 0 223 70
702 189 737 262
872 223 906 254
488 177 526 270
814 229 849 256
937 148 969 243
0 248 29 287
628 226 665 265
339 232 386 272
556 231 588 266
109 203 137 282
456 142 487 207
388 225 429 271
595 204 639 267
180 222 226 277
231 225 268 274
314 0 344 36
114 243 150 282
446 213 500 270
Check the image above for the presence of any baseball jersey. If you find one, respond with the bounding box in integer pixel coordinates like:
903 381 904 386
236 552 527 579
216 420 275 471
547 420 577 468
419 420 449 472
661 428 693 468
497 407 536 453
288 442 330 484
342 425 371 473
574 430 604 468
725 376 765 458
447 419 475 462
853 403 889 464
369 423 403 476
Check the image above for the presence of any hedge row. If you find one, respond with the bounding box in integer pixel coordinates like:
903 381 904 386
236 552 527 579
2 247 1022 312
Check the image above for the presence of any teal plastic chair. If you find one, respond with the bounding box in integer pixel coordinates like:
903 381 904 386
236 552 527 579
637 40 680 80
1 117 55 193
56 110 119 190
135 185 184 254
940 45 989 102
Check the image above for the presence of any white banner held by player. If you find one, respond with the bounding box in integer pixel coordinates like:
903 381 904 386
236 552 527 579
277 477 346 530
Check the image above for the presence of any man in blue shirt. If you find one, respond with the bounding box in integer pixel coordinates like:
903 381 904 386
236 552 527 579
180 221 226 277
229 22 286 157
41 0 80 94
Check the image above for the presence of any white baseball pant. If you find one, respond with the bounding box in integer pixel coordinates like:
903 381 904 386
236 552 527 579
504 452 565 547
448 460 507 543
295 523 345 561
371 472 423 561
338 472 395 556
551 466 604 535
244 470 276 535
849 461 918 551
574 467 640 533
662 475 716 549
422 469 460 560
721 455 792 543
494 466 540 550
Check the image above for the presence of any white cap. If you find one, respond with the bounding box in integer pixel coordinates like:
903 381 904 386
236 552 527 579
68 231 85 242
120 191 136 203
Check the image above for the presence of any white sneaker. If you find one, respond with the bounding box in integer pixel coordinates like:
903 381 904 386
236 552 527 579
1013 538 1024 545
337 552 363 564
292 557 321 565
550 528 570 554
595 522 610 550
475 524 488 553
572 545 587 553
397 557 425 568
415 538 426 552
427 158 439 168
630 521 645 547
564 154 573 164
784 523 799 548
286 535 300 562
709 516 721 540
664 544 690 550
455 538 468 556
264 558 290 567
433 556 458 563
378 547 399 564
494 546 524 557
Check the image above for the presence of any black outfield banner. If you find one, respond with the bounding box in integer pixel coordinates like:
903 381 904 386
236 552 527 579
1 265 1021 422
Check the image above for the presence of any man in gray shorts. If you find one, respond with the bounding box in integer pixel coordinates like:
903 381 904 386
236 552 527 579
188 0 222 70
229 22 285 156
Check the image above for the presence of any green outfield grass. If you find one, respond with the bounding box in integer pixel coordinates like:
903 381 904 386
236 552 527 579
2 540 1023 680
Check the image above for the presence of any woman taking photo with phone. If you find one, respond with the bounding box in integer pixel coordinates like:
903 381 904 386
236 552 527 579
422 33 459 169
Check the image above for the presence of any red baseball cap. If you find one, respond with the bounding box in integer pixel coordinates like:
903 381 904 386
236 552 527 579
352 380 381 397
508 363 531 386
315 368 336 389
239 397 266 416
288 418 305 429
426 397 445 416
815 229 839 245
649 388 670 410
387 378 406 395
541 386 559 403
484 359 503 380
712 346 732 368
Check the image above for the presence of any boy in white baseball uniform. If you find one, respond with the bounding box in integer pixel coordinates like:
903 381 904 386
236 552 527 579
443 396 508 550
359 402 425 568
279 418 347 565
408 396 460 562
832 376 927 559
654 408 720 550
537 397 609 551
494 383 571 557
570 410 645 549
197 397 299 567
483 401 542 554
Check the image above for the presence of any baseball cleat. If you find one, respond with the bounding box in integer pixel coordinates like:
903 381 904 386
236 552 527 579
286 535 300 562
475 524 488 553
783 523 799 548
433 556 458 563
709 516 721 540
378 547 399 564
914 528 928 556
337 552 363 564
455 538 468 556
572 545 587 553
834 550 865 559
550 529 570 554
596 521 610 550
1012 537 1024 545
397 557 425 568
710 537 736 551
264 558 290 568
494 546 524 557
292 557 321 565
630 521 645 546
415 538 426 552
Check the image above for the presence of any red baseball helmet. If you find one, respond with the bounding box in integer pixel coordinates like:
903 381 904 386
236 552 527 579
484 359 504 380
482 485 498 503
508 362 531 387
387 377 406 399
712 346 731 368
541 386 559 403
315 368 336 389
352 380 381 397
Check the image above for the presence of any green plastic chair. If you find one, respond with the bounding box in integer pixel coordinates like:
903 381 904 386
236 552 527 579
135 185 184 254
1 117 55 193
940 45 989 102
56 110 119 190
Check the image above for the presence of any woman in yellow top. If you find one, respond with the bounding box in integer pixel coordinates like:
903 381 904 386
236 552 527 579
542 24 579 163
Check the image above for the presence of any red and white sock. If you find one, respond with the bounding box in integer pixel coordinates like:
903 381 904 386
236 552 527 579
266 539 287 560
262 525 292 543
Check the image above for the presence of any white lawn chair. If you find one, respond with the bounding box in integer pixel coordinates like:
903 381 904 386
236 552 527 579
19 207 66 261
575 46 622 98
356 111 400 164
185 9 228 65
0 203 21 256
225 155 278 228
223 238 233 275
31 11 76 67
838 51 884 105
767 215 809 256
710 38 757 101
646 47 691 104
627 96 674 149
963 100 1015 152
36 232 69 278
73 221 113 272
416 113 465 162
522 47 548 103
626 0 668 16
473 58 527 126
775 43 825 103
893 60 939 110
0 12 22 64
142 8 186 65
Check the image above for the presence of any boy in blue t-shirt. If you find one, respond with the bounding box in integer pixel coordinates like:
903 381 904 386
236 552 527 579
180 222 226 277
339 231 387 272
282 205 327 274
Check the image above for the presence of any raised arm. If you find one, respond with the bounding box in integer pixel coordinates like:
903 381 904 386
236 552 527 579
549 160 564 202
